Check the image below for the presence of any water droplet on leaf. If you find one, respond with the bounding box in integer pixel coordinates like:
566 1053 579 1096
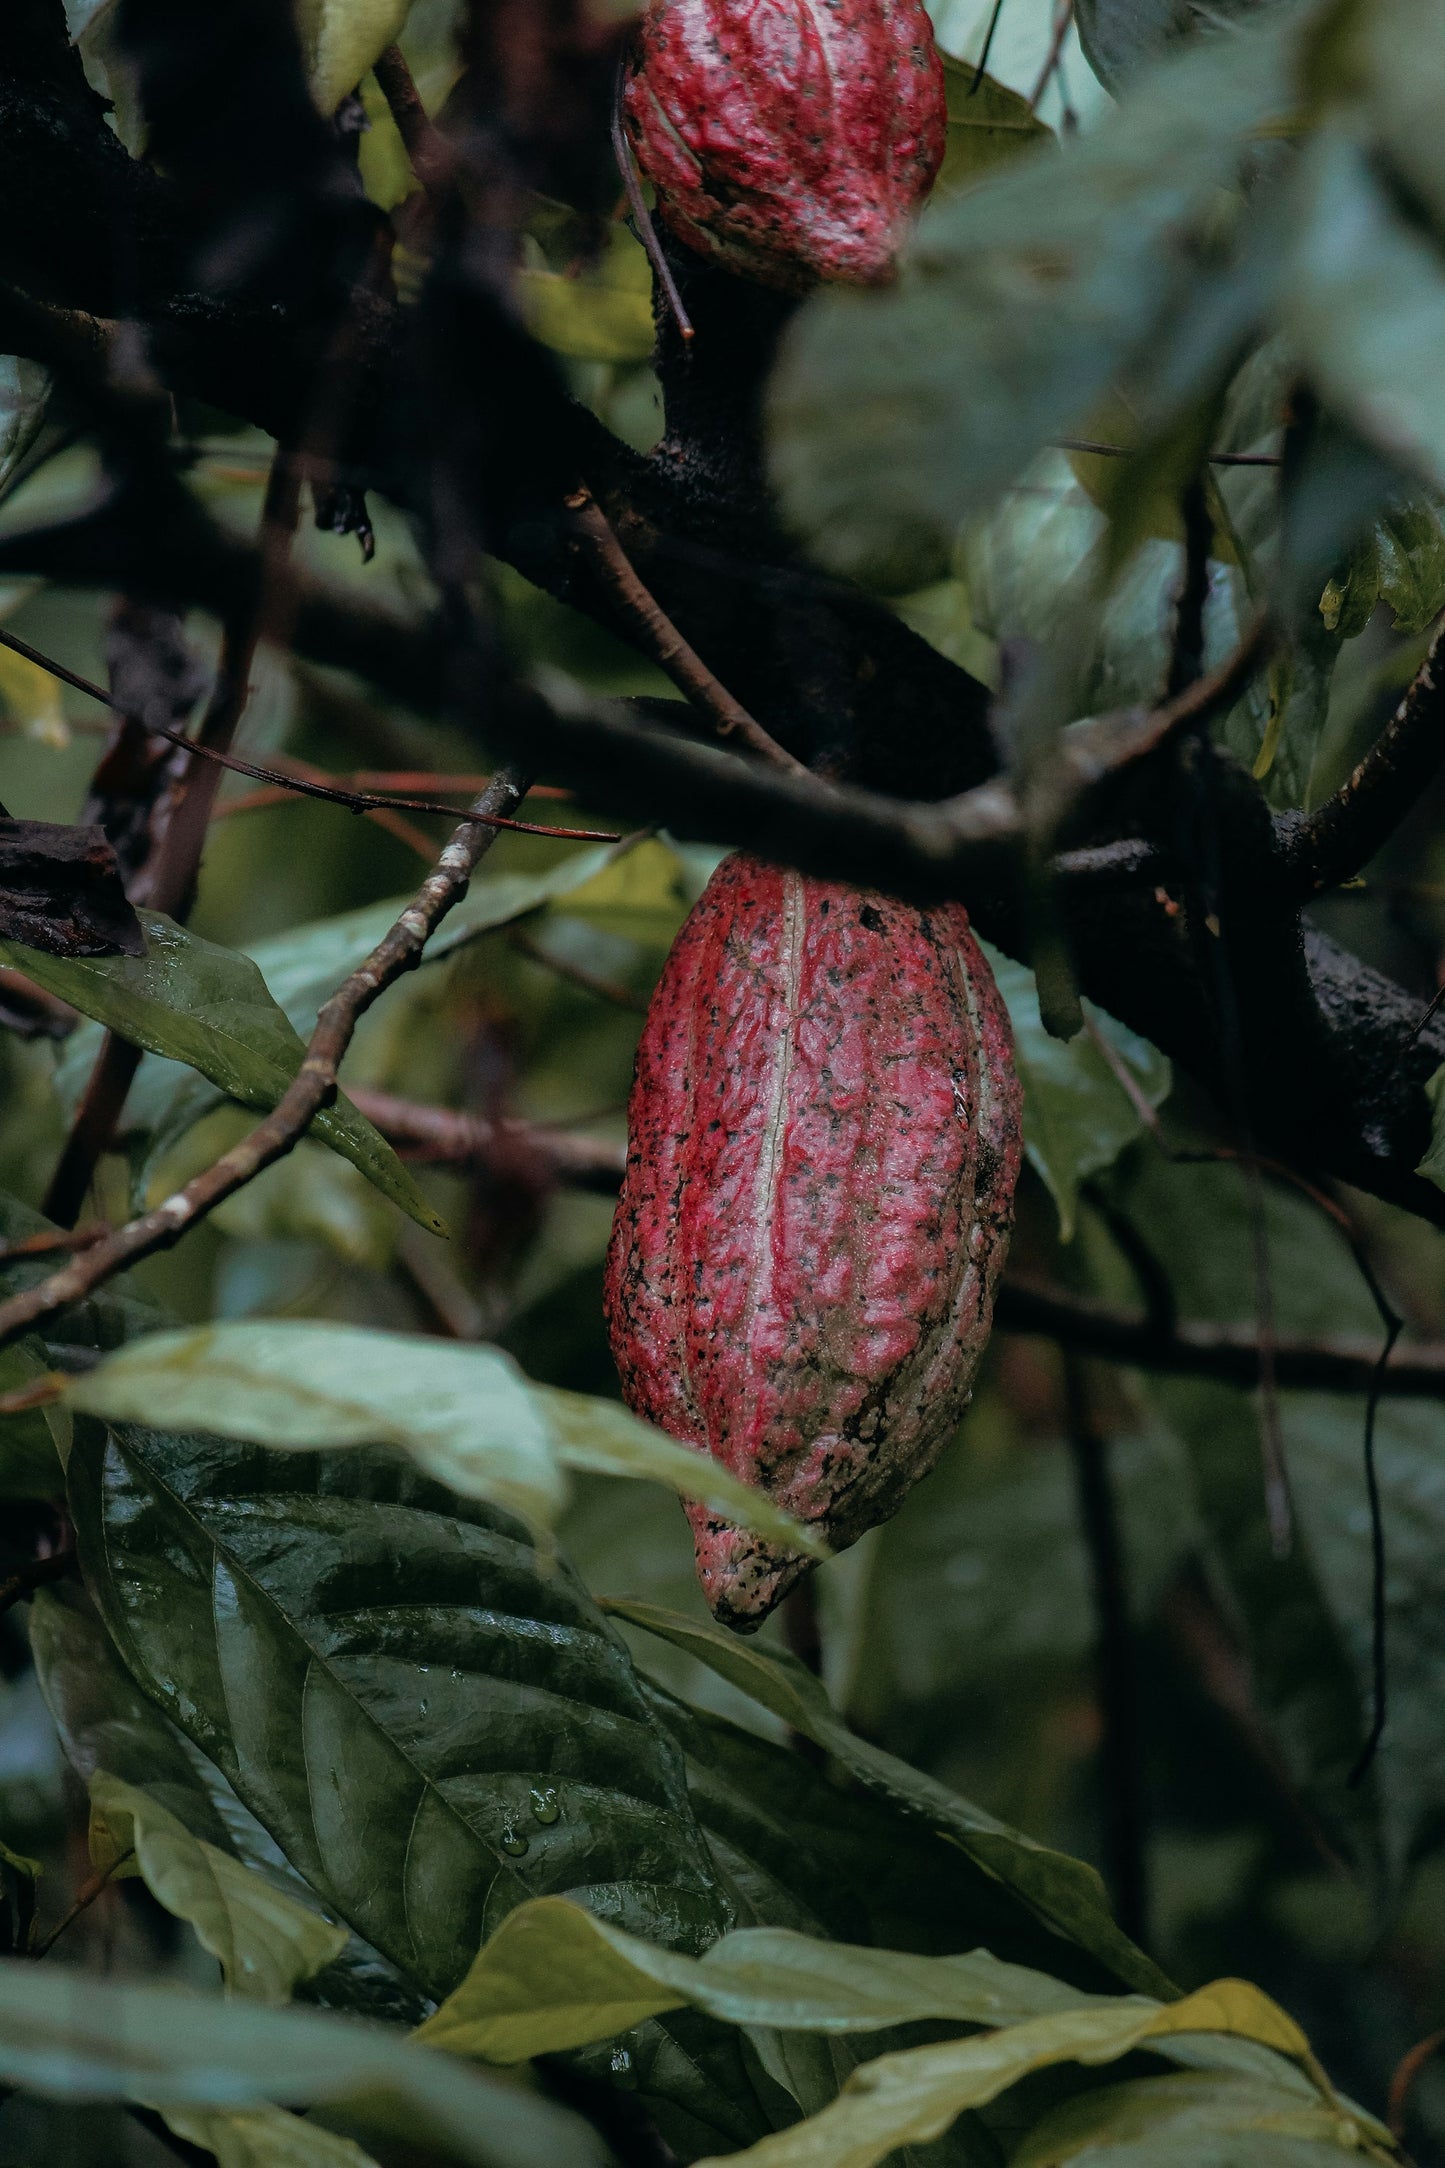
500 1825 529 1857
529 1785 560 1825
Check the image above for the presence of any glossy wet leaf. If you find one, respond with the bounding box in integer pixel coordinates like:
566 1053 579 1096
686 1981 1336 2168
982 942 1170 1240
419 1896 1115 2063
88 1770 347 2002
605 1601 1170 1997
0 911 444 1235
0 1958 601 2168
67 1323 820 1552
68 1421 727 2005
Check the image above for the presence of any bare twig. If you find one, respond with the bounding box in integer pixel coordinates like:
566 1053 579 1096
1389 2029 1445 2141
0 1547 72 1617
0 1223 106 1263
0 625 616 843
30 1853 132 1960
611 59 694 344
510 925 650 1012
0 770 534 1356
1281 615 1445 895
373 43 449 195
347 1086 627 1194
997 1275 1445 1397
1057 437 1282 470
0 1374 64 1419
1030 0 1075 110
970 0 1009 92
566 489 809 775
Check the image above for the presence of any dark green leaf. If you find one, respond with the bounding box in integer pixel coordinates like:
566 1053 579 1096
0 912 445 1235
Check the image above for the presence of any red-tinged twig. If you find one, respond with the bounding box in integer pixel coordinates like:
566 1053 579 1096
373 43 451 196
611 59 694 344
0 625 617 842
566 488 809 775
0 769 535 1357
347 1086 627 1194
30 1853 132 1960
0 1222 107 1263
1389 2029 1445 2140
0 1374 65 1419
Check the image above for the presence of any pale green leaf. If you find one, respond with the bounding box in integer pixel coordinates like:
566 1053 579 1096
687 1982 1338 2168
519 226 655 364
163 2105 380 2168
982 942 1170 1240
418 1896 1102 2064
88 1772 347 2003
0 356 50 500
603 1600 1171 1997
0 1959 601 2168
538 1389 828 1559
67 1325 820 1553
1012 2070 1377 2168
296 0 415 115
0 912 445 1235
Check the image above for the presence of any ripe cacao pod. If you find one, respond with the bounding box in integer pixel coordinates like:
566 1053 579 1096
622 0 948 292
604 853 1022 1630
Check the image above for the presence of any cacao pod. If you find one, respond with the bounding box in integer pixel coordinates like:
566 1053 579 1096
604 853 1022 1630
622 0 948 292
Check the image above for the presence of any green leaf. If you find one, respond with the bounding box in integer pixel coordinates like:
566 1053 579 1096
87 1771 348 2002
0 355 49 499
66 1324 822 1554
0 1958 602 2168
0 1831 39 1955
539 1387 827 1558
161 2104 379 2168
1012 2070 1378 2168
604 1601 1171 1998
1073 0 1286 92
519 226 655 364
1374 496 1445 633
67 1421 728 2005
935 60 1051 201
0 1336 67 1497
768 19 1291 585
982 942 1170 1240
296 0 415 114
418 1896 1121 2064
0 912 445 1236
683 1982 1342 2168
1281 133 1445 501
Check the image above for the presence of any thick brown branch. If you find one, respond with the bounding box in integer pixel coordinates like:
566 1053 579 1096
1279 614 1445 894
0 769 534 1355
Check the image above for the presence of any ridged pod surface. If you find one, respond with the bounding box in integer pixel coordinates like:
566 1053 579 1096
604 853 1021 1629
622 0 948 292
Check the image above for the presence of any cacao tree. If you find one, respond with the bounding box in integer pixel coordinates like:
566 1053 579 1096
3 0 1445 2164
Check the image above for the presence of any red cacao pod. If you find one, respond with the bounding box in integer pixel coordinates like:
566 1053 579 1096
604 853 1021 1629
622 0 948 292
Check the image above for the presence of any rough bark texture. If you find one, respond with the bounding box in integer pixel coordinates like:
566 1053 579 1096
605 852 1021 1628
624 0 947 290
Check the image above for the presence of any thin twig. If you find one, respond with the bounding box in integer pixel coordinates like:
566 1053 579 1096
1056 437 1282 469
996 1276 1445 1396
1389 2028 1445 2141
0 626 615 842
611 59 694 344
0 1223 107 1263
373 43 449 195
1030 0 1074 110
0 1374 65 1419
0 770 534 1357
347 1086 627 1194
566 489 808 775
970 0 1009 92
510 925 650 1012
1281 614 1445 895
30 1852 132 1959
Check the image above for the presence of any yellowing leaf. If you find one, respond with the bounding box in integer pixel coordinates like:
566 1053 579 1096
519 227 655 365
295 0 415 116
936 59 1052 201
689 1982 1337 2168
162 2104 380 2168
417 1896 1099 2065
0 640 66 747
88 1773 347 2003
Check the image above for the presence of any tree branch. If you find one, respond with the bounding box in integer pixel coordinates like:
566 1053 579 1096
347 1086 628 1194
0 768 534 1355
1278 614 1445 894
